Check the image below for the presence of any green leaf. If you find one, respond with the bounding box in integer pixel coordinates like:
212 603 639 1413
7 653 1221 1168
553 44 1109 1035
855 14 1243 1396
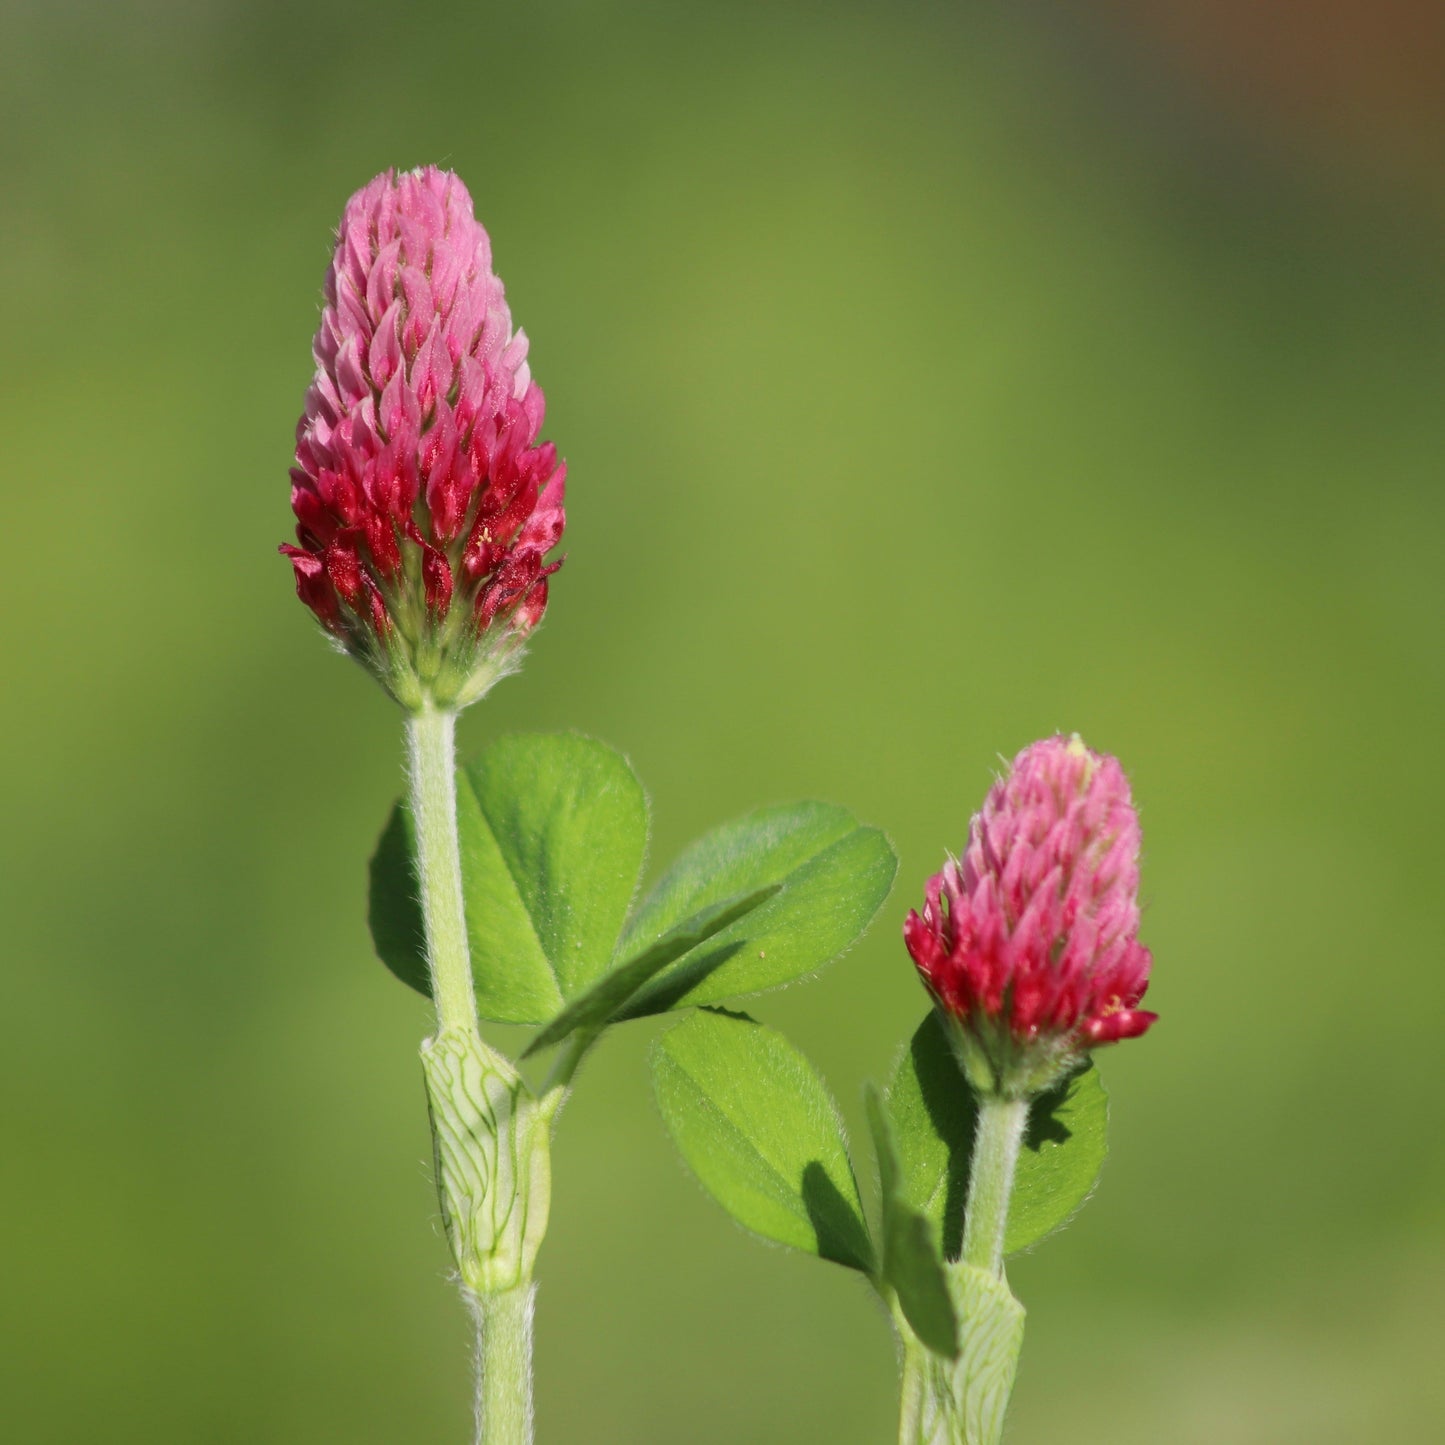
864 1084 958 1358
886 1012 1109 1258
650 1010 874 1271
368 803 430 998
368 732 649 1023
615 802 896 1016
519 886 779 1060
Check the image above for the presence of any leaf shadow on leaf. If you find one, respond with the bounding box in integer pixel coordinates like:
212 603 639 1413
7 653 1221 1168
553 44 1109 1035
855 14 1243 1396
612 941 746 1019
801 1160 874 1272
899 1024 970 1260
1024 1101 1073 1152
906 1022 1077 1260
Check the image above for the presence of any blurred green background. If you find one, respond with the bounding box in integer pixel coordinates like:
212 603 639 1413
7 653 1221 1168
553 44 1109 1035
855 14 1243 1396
3 0 1443 1439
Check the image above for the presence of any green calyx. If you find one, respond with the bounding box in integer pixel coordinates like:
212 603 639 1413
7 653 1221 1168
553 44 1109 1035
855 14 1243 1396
381 626 520 714
939 1009 1085 1103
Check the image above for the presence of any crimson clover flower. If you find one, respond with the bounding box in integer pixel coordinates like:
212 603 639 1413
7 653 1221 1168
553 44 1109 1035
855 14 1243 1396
904 735 1157 1097
281 167 565 710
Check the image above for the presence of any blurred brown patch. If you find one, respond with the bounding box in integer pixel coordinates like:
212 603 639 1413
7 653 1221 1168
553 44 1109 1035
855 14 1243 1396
1100 0 1445 185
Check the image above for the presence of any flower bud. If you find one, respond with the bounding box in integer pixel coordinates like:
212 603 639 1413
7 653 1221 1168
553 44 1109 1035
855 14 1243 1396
280 167 565 710
904 735 1157 1097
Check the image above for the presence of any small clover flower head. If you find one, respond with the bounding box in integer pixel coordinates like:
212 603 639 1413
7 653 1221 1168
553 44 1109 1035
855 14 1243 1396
281 167 565 710
904 735 1157 1098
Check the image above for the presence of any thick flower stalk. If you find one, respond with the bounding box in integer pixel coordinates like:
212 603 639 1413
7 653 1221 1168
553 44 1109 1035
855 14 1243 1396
904 733 1156 1101
281 166 565 712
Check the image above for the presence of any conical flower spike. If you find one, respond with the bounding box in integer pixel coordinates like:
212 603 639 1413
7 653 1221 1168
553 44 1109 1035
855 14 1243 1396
904 735 1157 1098
280 166 565 710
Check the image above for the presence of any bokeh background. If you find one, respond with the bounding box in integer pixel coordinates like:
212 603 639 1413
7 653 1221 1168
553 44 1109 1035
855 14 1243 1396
3 1 1443 1440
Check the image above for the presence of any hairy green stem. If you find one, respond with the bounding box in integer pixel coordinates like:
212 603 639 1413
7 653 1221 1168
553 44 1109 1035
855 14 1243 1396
407 707 542 1442
468 1284 536 1445
960 1096 1028 1277
405 706 479 1033
898 1334 929 1445
895 1097 1030 1445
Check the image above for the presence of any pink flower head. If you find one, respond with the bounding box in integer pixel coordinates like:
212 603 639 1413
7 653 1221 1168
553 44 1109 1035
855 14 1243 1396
904 735 1157 1096
280 167 565 710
